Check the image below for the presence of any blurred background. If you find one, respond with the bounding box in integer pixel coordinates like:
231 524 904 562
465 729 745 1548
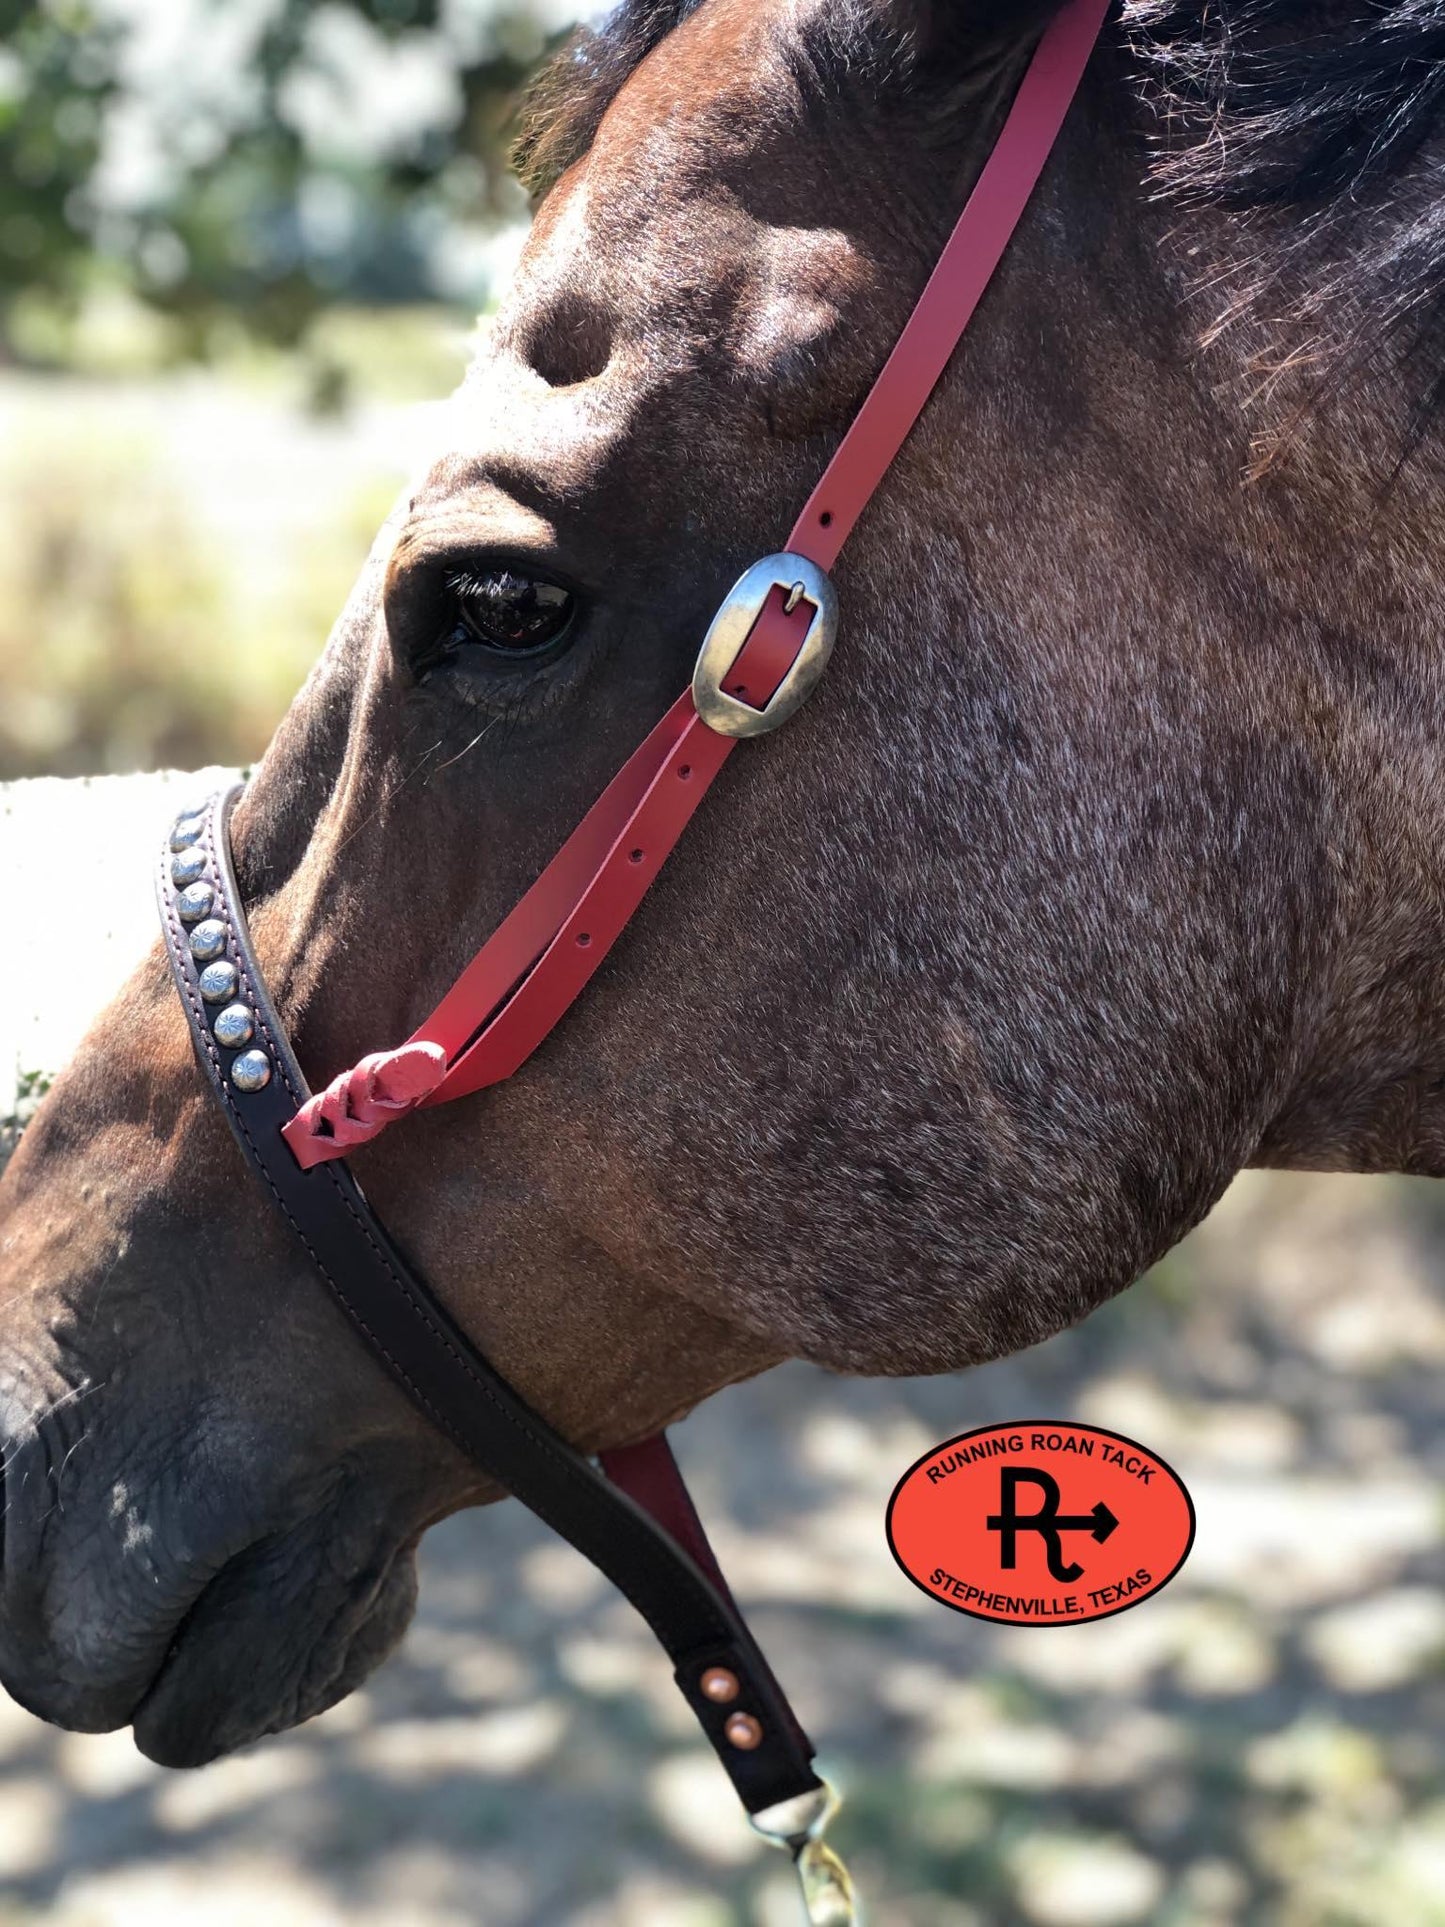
0 0 576 783
2 4 1444 1924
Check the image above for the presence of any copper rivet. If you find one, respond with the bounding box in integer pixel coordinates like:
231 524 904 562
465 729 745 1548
724 1712 763 1751
700 1667 739 1704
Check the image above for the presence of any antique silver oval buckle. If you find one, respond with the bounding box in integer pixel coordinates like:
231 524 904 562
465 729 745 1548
692 552 839 738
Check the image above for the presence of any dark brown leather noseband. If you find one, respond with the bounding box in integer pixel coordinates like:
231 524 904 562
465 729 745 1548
159 787 821 1819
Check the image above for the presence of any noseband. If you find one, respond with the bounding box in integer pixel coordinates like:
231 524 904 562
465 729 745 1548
155 6 1107 1917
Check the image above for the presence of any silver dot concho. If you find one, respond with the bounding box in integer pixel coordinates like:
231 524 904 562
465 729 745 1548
175 881 215 924
170 813 207 852
188 919 226 963
212 1002 254 1049
170 846 207 888
198 959 239 1004
230 1049 272 1093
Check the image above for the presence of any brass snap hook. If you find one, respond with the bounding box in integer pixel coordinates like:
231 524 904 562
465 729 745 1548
750 1778 859 1927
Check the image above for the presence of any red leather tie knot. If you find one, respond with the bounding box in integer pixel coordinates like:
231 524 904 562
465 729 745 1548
285 1040 448 1166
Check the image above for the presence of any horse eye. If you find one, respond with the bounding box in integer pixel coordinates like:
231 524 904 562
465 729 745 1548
447 568 576 659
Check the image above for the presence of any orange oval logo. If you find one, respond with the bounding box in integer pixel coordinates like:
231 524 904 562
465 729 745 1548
886 1421 1195 1626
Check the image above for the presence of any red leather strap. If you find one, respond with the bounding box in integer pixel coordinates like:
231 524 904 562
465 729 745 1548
282 0 1109 1169
285 592 807 1164
422 588 807 1106
600 1434 736 1607
789 0 1110 571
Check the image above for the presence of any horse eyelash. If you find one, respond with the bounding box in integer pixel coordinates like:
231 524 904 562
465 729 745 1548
444 569 502 601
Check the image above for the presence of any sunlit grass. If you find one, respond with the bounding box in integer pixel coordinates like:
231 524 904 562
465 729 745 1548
0 304 469 779
0 423 388 777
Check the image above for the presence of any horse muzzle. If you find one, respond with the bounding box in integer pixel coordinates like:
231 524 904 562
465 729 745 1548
0 1379 432 1764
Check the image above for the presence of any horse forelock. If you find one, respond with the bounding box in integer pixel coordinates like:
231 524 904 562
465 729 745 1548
511 1 1076 201
511 0 707 199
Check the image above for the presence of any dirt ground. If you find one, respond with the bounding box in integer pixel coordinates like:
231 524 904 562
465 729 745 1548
2 776 1443 1926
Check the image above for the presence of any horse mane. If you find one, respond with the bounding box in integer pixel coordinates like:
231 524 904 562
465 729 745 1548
1131 1 1445 211
1129 0 1445 461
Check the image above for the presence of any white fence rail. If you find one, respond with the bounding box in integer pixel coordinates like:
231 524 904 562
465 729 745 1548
1 769 239 1132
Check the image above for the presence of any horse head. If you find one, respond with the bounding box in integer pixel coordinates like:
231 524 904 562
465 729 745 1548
1 0 1437 1773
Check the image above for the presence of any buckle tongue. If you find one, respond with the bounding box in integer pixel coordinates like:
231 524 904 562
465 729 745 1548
692 552 838 738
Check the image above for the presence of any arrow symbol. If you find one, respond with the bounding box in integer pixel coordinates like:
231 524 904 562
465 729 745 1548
1046 1501 1119 1544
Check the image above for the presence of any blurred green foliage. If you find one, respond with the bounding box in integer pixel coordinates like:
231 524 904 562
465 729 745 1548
0 2 571 779
0 0 570 362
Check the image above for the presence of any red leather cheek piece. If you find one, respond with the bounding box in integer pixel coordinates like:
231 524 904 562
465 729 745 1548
785 0 1112 570
418 588 810 1105
282 592 812 1164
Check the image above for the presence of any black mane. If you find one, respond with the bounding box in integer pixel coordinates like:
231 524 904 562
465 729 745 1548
1131 0 1445 211
1131 1 1445 456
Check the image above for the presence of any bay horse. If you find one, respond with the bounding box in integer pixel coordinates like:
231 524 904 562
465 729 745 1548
1 0 1441 1836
